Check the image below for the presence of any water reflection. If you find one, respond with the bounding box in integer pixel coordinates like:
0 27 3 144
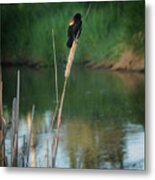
2 66 145 169
62 119 124 169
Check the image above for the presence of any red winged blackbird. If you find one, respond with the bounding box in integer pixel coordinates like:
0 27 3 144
66 13 82 48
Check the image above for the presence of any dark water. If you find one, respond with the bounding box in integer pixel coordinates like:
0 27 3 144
2 66 145 169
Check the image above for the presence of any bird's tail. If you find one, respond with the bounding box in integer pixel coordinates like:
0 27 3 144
66 37 74 48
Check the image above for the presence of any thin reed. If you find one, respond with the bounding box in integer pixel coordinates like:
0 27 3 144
0 81 5 166
51 29 59 128
11 70 20 166
26 104 35 167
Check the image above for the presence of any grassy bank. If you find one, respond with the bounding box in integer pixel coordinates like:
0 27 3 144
1 1 145 67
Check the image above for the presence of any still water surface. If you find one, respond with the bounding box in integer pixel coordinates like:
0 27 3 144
2 66 145 169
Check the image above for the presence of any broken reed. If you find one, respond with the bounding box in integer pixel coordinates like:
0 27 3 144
22 135 26 167
11 70 20 166
11 72 36 167
26 105 35 167
0 81 5 166
0 70 20 167
46 139 49 167
1 68 43 167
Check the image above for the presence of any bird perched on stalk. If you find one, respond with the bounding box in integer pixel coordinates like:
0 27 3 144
66 13 82 48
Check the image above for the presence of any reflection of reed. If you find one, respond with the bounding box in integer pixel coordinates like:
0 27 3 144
65 119 124 169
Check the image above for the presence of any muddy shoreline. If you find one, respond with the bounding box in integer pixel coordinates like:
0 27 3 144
1 49 145 73
85 50 144 73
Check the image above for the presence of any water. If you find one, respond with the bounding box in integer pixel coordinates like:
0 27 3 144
2 66 145 169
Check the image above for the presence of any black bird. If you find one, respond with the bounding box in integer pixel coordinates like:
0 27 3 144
66 13 82 48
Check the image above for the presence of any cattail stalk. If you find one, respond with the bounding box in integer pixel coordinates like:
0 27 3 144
57 37 78 129
0 81 5 166
52 34 79 168
51 131 60 167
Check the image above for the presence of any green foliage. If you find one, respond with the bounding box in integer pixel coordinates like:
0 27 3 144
123 1 145 53
1 1 145 65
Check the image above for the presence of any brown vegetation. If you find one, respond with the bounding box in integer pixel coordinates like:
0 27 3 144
85 49 144 73
112 50 144 72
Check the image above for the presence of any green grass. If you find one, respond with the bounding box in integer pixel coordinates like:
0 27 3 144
1 1 145 65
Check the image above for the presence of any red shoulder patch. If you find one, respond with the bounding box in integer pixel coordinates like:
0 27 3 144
69 19 75 26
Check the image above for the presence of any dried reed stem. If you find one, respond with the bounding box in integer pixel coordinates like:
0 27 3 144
57 38 78 129
12 133 17 165
52 29 59 105
84 3 91 20
11 97 16 165
14 70 20 166
51 130 60 167
15 70 20 131
0 81 5 166
46 139 49 167
64 40 77 78
26 104 35 167
56 77 68 129
11 98 16 144
51 34 79 168
22 135 26 167
51 29 59 127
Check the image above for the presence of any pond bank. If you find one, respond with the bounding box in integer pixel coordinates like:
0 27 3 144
1 60 48 69
85 50 144 73
1 49 144 73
